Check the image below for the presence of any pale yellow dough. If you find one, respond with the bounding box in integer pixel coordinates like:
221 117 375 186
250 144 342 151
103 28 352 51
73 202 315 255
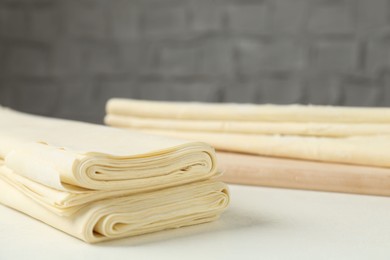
137 130 390 168
0 108 217 191
106 99 390 167
105 114 390 137
0 163 229 243
106 98 390 123
0 107 230 243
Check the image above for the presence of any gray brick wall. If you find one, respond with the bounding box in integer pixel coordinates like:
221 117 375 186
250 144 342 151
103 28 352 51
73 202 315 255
0 0 390 123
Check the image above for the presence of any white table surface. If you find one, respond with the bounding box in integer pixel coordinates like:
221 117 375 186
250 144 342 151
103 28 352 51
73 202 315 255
1 184 390 260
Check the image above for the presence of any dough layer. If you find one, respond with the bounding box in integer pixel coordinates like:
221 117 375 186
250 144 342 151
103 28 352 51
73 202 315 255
0 107 229 243
105 99 390 168
0 165 229 243
105 114 390 137
0 108 217 191
107 98 390 123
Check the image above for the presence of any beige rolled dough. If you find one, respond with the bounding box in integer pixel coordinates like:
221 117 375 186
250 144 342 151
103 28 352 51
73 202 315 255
105 114 390 137
106 98 390 123
132 129 390 168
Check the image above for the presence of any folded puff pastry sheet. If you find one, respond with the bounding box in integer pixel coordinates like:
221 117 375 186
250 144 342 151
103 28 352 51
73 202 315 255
106 98 390 123
131 130 390 168
105 99 390 168
0 108 230 243
105 114 390 137
0 160 229 243
0 108 217 192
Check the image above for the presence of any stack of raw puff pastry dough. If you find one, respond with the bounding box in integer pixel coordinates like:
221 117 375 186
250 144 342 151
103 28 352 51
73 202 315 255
0 107 229 243
105 99 390 168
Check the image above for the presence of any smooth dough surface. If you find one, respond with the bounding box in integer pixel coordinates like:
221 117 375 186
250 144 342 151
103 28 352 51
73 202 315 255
105 114 390 137
132 129 390 168
0 107 217 191
106 99 390 167
107 98 390 123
